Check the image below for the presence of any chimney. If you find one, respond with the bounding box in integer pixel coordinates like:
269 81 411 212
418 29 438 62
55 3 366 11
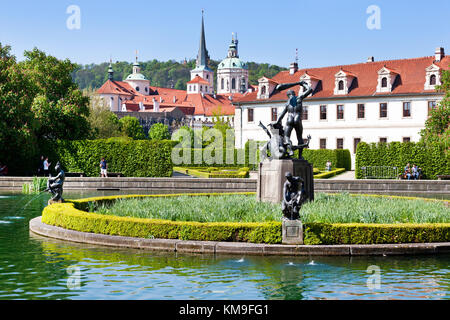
173 96 176 103
152 98 160 112
435 47 445 62
139 101 144 111
289 62 298 75
367 56 375 63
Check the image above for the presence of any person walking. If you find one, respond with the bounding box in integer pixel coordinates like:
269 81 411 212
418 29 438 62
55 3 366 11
100 158 108 177
43 157 51 176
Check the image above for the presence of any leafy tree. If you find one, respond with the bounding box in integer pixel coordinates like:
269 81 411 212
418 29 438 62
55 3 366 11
420 68 450 150
119 116 146 140
85 89 122 139
149 123 170 140
172 125 194 147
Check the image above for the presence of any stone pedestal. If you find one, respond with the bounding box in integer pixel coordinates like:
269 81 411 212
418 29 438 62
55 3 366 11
48 199 64 206
257 158 314 204
282 219 303 245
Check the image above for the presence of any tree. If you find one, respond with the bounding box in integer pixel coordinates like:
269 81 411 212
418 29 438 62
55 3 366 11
420 68 450 150
149 123 170 140
119 116 146 140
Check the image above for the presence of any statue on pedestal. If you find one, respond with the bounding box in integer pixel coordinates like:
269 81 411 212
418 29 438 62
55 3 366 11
46 162 65 203
281 172 307 220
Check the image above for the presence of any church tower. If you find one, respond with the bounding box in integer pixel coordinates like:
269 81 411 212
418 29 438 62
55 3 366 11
217 33 248 94
188 10 214 95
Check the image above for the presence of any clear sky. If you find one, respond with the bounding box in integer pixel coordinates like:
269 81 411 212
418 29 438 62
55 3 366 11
1 0 449 69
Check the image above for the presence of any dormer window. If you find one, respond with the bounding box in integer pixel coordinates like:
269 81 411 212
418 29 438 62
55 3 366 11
376 66 398 93
334 69 355 95
257 77 278 99
299 72 320 95
424 64 441 90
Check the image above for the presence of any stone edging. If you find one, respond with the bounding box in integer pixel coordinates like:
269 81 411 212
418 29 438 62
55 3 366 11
29 217 450 256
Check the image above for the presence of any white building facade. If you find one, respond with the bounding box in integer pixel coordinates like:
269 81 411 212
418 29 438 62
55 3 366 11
234 48 448 169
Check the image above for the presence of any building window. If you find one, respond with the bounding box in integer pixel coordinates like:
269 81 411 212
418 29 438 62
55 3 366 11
320 105 327 120
320 139 327 149
338 80 344 90
381 77 388 88
430 74 436 85
428 101 436 115
302 106 308 120
248 108 254 123
357 104 365 119
206 74 209 80
221 78 224 90
336 138 344 149
337 105 344 119
354 138 361 154
271 108 277 121
379 137 387 143
379 103 387 118
403 102 411 117
136 86 140 91
403 137 411 143
261 85 266 95
232 78 236 90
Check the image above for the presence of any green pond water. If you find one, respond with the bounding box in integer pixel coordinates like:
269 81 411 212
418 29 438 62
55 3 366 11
0 191 449 300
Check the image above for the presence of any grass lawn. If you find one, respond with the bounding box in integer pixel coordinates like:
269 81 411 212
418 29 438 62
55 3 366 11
94 193 449 224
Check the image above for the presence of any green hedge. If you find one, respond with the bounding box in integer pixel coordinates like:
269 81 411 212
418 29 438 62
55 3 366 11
314 168 346 179
173 167 250 178
355 141 450 179
304 222 450 245
43 138 176 177
300 149 351 171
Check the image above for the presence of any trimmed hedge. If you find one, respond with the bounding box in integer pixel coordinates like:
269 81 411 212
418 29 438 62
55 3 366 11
314 168 346 179
355 141 450 180
173 167 250 178
41 193 450 245
42 138 176 177
300 149 351 171
304 222 450 245
42 193 282 244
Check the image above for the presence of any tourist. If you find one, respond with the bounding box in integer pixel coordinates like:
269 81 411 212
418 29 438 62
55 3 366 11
100 158 108 177
43 157 51 176
412 164 421 180
0 163 8 176
404 163 411 180
38 155 44 176
326 160 332 172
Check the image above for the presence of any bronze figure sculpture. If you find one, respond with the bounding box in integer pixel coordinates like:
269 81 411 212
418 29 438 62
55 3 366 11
46 162 65 202
281 172 306 220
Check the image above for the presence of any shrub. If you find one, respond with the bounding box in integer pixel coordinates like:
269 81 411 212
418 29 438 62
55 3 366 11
355 141 450 179
149 123 170 140
43 138 176 177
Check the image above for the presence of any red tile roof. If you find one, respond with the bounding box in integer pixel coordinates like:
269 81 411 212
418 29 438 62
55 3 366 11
187 75 210 85
234 55 450 104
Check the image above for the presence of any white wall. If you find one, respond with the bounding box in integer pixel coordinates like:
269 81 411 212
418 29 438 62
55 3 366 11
235 94 443 169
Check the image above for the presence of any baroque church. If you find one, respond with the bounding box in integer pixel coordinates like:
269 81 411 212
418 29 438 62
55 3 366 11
97 12 250 123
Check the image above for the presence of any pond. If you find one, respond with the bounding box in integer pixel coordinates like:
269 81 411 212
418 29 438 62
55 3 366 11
0 191 449 300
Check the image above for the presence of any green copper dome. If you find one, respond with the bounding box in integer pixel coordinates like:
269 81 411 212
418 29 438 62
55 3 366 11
218 57 248 70
125 73 147 81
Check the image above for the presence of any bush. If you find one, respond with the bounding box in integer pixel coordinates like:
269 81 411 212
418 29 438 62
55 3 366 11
173 166 250 178
314 168 346 179
355 141 450 179
149 123 170 140
301 149 351 171
43 138 176 177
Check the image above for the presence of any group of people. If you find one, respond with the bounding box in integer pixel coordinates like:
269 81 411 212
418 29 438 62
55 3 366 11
37 156 52 176
403 163 422 180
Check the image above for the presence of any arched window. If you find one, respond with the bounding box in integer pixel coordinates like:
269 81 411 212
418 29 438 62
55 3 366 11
338 80 344 91
430 74 436 85
261 85 266 95
200 85 202 92
136 86 140 91
221 78 224 90
381 77 388 88
145 87 148 93
232 78 236 90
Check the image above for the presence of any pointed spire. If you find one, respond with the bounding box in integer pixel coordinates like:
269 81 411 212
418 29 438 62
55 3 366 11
196 10 209 68
108 57 114 81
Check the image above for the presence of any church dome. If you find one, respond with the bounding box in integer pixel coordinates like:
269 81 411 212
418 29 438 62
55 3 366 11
218 57 248 70
125 73 147 81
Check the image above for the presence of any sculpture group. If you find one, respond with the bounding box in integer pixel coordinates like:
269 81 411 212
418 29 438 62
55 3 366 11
258 80 314 221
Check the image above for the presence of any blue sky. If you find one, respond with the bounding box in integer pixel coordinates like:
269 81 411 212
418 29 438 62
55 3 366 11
1 0 449 68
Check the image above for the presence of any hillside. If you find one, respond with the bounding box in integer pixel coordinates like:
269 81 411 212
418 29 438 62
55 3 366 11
72 59 287 90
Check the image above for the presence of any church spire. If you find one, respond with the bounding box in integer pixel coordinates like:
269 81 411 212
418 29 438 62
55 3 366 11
196 10 210 68
108 58 114 81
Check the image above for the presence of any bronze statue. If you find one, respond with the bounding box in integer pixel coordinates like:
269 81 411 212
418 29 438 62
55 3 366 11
274 80 313 160
281 172 306 220
46 162 65 202
258 121 289 160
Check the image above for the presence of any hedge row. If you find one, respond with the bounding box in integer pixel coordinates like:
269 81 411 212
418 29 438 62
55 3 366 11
173 167 250 178
41 194 450 245
304 222 450 245
42 138 176 177
355 141 450 180
314 168 346 179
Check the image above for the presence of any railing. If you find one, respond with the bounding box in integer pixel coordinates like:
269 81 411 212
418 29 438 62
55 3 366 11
360 166 400 179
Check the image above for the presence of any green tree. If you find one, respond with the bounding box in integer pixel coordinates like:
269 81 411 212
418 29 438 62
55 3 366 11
85 89 122 139
149 123 170 140
119 116 146 140
420 68 450 150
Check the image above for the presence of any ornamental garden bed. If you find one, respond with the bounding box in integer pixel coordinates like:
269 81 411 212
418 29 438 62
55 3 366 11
173 167 250 178
41 193 450 245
